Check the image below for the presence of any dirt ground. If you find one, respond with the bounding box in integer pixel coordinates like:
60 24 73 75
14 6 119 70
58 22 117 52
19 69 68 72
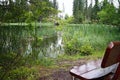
39 59 88 80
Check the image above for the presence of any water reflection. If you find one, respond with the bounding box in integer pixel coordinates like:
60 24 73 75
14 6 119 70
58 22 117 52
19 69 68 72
26 30 64 58
0 25 63 59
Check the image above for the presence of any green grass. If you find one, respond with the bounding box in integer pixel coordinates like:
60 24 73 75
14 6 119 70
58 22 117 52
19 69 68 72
62 24 120 56
57 50 105 61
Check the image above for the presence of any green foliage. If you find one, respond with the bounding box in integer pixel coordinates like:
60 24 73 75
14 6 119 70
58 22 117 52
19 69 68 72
24 12 34 23
0 24 33 54
74 12 84 23
36 26 56 38
0 53 30 80
64 40 79 55
63 24 120 55
0 0 28 22
98 3 117 25
73 0 84 23
36 58 55 67
52 0 58 10
91 0 100 20
6 66 37 80
0 0 58 23
64 16 74 24
1 22 120 80
72 0 120 26
80 44 93 56
64 37 93 56
29 0 58 21
0 24 34 80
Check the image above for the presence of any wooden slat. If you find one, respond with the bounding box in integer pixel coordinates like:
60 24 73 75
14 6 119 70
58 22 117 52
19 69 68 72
101 41 120 68
70 60 117 79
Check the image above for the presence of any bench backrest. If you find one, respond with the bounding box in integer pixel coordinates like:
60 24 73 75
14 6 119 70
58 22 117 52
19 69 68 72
101 41 120 80
101 41 120 68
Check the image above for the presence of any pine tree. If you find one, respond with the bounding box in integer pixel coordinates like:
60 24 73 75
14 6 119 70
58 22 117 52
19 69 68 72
91 0 100 21
53 0 58 10
102 0 108 9
87 0 93 21
73 0 84 23
84 0 88 20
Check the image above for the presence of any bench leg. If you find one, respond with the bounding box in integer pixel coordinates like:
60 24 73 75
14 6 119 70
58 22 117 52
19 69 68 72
72 76 75 80
72 76 80 80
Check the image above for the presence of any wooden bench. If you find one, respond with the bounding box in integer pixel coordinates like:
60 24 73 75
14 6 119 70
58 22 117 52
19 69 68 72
70 41 120 80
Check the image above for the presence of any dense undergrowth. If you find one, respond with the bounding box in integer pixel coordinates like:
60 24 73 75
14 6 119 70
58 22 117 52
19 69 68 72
63 24 120 56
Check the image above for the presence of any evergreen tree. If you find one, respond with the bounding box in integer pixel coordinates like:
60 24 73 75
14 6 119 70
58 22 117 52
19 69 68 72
91 0 100 21
53 0 58 10
0 0 58 22
73 0 84 23
87 0 93 21
84 0 88 20
102 0 108 9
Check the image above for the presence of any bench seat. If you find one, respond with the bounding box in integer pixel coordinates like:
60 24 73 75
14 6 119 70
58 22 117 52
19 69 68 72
70 59 118 80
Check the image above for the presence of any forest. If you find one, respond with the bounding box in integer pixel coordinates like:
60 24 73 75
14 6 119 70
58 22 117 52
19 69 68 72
72 0 120 25
0 0 120 80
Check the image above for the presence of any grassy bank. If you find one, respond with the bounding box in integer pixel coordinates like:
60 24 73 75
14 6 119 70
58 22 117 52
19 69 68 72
62 24 120 56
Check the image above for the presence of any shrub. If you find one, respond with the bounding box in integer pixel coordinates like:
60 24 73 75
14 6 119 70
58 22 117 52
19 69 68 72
7 66 37 80
80 44 94 56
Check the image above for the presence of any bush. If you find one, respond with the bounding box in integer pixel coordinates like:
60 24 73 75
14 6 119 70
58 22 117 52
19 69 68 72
98 3 117 25
7 66 37 80
80 44 94 56
64 38 81 55
64 40 94 56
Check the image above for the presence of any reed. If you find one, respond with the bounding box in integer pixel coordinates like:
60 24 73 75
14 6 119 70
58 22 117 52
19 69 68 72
63 24 120 55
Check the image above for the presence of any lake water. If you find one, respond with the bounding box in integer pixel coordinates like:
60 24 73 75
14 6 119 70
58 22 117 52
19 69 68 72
0 25 64 58
25 27 64 58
